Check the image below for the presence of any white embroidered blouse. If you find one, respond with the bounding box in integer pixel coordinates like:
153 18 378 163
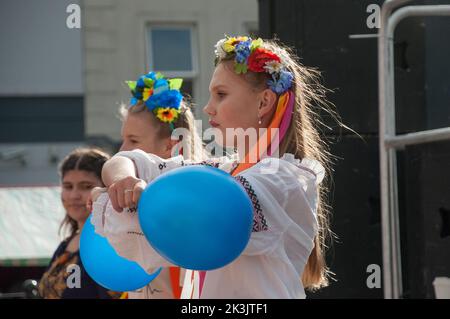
91 149 325 299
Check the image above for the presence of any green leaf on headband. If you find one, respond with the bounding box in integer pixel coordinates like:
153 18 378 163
126 81 137 92
169 79 183 90
143 78 154 88
234 63 247 74
155 72 164 80
250 38 263 51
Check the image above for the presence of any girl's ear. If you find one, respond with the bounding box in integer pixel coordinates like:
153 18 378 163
258 88 277 118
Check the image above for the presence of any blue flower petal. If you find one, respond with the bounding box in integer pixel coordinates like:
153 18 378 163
267 70 293 94
130 97 138 105
145 90 182 112
145 72 157 80
134 90 143 99
234 40 252 65
153 79 169 95
136 78 145 88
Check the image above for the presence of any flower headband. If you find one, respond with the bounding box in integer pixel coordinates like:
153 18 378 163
214 36 293 94
126 72 183 127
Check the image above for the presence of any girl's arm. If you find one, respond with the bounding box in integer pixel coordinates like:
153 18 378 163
102 156 147 212
100 150 236 212
90 149 237 272
102 155 137 186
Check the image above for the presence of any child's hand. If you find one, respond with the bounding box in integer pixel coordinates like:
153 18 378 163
86 187 107 212
107 176 147 213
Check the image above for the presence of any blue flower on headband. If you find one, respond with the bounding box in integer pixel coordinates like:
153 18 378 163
235 39 252 64
130 97 139 106
153 78 169 95
146 72 157 80
267 69 293 94
126 72 184 127
145 90 183 111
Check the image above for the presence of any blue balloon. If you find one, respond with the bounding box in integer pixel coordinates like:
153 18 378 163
80 215 161 292
138 165 253 270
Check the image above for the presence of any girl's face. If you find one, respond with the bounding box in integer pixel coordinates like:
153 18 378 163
203 61 276 148
61 170 102 225
120 110 171 158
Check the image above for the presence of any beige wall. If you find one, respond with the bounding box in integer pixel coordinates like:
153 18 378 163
83 0 258 140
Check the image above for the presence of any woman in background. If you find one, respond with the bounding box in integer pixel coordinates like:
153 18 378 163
38 148 121 299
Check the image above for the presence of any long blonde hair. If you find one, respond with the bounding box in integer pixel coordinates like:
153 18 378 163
217 38 343 291
119 100 206 162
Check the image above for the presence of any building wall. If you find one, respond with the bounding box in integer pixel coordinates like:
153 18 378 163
0 0 86 185
0 0 85 144
0 0 257 185
83 0 258 140
0 0 83 95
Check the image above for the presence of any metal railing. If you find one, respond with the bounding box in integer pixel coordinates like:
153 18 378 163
378 0 450 299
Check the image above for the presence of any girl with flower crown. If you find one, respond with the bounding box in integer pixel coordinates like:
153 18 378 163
88 72 205 299
91 36 337 298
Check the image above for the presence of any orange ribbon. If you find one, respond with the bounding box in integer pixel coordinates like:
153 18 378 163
232 91 290 175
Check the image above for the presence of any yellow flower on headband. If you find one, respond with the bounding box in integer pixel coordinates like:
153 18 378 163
155 107 179 123
223 36 249 53
142 88 153 101
223 39 236 53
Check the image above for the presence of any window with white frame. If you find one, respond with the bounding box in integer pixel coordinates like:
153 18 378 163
147 25 197 98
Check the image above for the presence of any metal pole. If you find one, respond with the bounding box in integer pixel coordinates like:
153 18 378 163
386 4 450 299
388 4 450 30
378 0 411 299
380 2 450 298
385 127 450 150
386 7 404 298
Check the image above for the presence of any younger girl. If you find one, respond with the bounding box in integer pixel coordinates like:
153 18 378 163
90 71 205 299
118 72 204 162
92 36 334 298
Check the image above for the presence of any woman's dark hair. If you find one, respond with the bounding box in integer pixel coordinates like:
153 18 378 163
59 148 111 238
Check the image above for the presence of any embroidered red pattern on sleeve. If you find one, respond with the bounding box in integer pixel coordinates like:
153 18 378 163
234 175 268 232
